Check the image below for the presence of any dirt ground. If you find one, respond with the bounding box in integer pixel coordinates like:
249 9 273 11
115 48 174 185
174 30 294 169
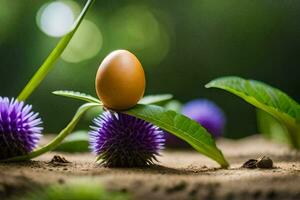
0 135 300 200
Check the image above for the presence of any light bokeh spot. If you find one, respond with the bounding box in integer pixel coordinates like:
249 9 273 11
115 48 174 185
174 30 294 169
37 1 75 37
61 19 103 63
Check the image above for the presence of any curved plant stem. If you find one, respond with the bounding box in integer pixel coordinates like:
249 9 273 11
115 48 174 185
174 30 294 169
1 103 99 162
18 0 95 101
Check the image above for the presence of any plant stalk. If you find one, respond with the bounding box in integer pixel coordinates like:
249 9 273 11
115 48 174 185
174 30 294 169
18 0 95 101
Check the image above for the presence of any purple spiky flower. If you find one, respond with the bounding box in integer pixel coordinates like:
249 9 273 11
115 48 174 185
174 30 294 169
89 111 165 167
0 97 43 159
182 99 225 137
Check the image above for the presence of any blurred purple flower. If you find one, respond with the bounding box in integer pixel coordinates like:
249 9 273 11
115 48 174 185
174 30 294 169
182 99 226 137
89 111 165 167
0 97 43 159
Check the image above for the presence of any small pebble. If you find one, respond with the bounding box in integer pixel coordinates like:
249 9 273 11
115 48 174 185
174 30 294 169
50 155 70 164
242 159 258 169
242 156 273 169
256 156 273 169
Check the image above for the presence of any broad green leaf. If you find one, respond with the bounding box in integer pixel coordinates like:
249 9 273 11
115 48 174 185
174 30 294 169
2 103 98 162
53 90 101 104
124 104 229 168
55 130 89 152
18 0 95 101
206 76 300 148
256 109 290 144
139 94 173 105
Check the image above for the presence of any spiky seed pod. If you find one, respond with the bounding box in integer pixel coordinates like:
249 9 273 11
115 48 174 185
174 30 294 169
89 111 165 167
0 97 43 159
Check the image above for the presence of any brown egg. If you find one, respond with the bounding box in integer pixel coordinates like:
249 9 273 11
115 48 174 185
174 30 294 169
95 50 146 110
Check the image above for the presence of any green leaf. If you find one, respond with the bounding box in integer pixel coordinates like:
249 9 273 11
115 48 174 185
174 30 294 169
124 104 229 168
53 90 101 104
18 0 95 101
55 130 89 152
139 94 173 105
256 109 290 144
2 103 99 162
206 76 300 148
53 92 172 106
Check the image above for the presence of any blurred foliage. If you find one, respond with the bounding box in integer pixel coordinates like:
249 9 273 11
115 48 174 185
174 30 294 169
55 130 89 152
21 180 129 200
0 0 300 138
257 109 290 144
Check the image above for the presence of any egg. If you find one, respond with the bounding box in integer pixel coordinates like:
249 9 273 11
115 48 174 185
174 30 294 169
95 50 146 110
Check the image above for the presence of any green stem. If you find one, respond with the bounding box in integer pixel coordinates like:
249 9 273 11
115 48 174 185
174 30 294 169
18 0 95 101
2 103 99 162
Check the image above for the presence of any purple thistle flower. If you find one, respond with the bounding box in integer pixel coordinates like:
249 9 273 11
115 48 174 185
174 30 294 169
89 111 165 167
182 99 226 137
0 97 43 159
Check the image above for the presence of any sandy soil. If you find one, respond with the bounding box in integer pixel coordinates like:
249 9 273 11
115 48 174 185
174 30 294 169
1 135 300 200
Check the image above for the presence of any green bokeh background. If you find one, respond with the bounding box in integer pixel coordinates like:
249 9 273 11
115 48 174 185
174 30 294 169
0 0 299 138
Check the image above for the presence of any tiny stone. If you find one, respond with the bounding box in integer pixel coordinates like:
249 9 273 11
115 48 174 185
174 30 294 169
50 155 70 164
242 159 258 169
256 156 273 169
